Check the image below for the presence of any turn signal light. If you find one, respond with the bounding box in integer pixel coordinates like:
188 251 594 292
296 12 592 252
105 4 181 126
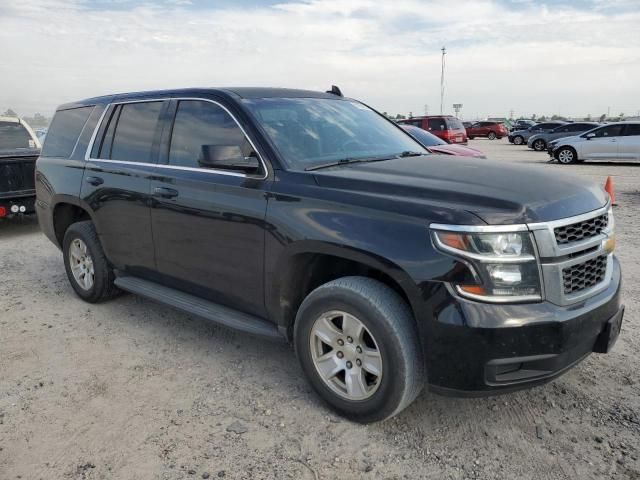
0 206 6 217
458 285 487 296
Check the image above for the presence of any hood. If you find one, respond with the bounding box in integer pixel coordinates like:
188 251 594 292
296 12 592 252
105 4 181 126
427 144 485 158
550 135 582 146
312 155 608 225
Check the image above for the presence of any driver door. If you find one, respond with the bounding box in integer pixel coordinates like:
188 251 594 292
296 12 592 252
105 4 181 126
583 124 624 160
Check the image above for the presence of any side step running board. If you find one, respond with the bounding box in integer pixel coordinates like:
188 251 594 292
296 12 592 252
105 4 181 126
114 276 284 341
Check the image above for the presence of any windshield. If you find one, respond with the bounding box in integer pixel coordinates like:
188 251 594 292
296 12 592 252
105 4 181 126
401 125 446 146
243 97 427 170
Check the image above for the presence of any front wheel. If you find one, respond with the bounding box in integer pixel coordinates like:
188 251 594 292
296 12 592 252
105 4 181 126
533 139 546 151
487 131 497 140
513 135 524 145
294 277 423 423
556 147 577 164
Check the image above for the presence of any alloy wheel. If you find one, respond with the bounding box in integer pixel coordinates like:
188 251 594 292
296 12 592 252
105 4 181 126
69 238 95 290
513 136 523 145
309 310 382 401
557 148 575 164
533 139 546 151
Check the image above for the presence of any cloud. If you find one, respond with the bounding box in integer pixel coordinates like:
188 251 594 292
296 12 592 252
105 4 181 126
0 0 638 119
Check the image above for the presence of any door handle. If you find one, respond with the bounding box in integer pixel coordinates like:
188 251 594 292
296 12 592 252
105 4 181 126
85 176 104 186
153 187 179 199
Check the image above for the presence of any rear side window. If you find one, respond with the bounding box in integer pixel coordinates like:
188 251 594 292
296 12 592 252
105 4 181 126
42 107 93 157
168 100 252 168
428 118 446 131
100 102 163 162
446 118 464 130
0 121 33 150
623 124 640 136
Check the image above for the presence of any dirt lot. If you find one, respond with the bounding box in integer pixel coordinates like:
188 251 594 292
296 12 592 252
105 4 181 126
1 140 639 480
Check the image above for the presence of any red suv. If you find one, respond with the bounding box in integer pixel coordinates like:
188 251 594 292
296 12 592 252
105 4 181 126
398 116 467 144
465 121 508 140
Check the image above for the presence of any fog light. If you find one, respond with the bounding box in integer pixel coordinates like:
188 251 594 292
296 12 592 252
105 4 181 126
19 205 26 213
10 205 19 213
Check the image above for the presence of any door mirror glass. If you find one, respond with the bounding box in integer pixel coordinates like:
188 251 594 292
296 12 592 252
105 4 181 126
198 145 260 173
586 132 596 139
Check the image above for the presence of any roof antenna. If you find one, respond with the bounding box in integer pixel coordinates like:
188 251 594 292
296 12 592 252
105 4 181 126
326 85 343 97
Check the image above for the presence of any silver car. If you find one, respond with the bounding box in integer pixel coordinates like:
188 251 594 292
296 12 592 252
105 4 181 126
551 122 640 164
527 122 600 151
508 121 567 145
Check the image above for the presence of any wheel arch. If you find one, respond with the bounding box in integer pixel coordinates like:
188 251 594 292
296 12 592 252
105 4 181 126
51 195 97 248
267 240 421 341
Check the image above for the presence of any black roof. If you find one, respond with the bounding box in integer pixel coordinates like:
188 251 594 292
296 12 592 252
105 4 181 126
58 87 341 110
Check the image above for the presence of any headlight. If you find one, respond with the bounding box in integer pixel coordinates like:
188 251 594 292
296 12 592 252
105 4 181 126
432 227 542 302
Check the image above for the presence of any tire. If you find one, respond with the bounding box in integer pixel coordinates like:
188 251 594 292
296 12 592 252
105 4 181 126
294 277 423 423
468 136 474 140
556 146 577 164
533 139 546 151
63 220 120 303
487 131 497 140
513 135 524 145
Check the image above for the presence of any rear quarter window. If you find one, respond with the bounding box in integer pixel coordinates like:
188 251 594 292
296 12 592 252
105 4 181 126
42 106 94 158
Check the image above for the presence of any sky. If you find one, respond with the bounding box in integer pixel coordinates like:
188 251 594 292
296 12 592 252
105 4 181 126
1 0 639 120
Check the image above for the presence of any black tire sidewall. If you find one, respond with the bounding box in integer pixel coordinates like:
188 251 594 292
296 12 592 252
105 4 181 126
488 132 496 140
534 140 546 151
294 284 417 422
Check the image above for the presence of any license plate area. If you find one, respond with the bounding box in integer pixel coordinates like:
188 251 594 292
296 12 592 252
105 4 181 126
593 306 624 353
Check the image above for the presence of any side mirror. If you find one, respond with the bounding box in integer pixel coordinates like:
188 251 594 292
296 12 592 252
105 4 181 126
585 132 596 140
198 145 260 173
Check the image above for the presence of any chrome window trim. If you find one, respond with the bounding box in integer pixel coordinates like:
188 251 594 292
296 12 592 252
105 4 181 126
84 97 269 180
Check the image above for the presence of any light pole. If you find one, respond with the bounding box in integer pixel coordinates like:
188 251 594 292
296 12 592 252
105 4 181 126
440 46 446 114
453 103 462 118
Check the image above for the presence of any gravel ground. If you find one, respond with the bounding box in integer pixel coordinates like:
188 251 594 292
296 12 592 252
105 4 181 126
1 139 639 480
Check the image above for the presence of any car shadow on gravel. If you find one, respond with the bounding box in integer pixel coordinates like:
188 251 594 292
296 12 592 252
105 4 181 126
0 215 40 239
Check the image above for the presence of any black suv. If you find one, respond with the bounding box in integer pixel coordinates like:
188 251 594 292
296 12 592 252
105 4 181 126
36 88 623 423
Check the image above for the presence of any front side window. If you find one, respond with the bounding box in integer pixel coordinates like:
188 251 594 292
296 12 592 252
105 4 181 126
567 123 590 132
592 125 624 138
100 101 163 162
0 121 33 151
42 106 93 157
169 100 253 168
244 98 426 170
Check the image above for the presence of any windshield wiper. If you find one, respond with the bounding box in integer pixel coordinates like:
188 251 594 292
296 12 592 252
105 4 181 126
397 151 425 157
305 155 395 171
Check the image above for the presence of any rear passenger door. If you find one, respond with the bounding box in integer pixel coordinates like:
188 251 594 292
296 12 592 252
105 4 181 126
82 99 168 273
618 124 640 161
149 98 270 318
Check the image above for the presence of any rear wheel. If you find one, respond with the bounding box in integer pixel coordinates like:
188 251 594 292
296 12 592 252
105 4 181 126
487 131 497 140
533 139 546 151
63 221 120 303
294 277 423 423
468 135 474 140
513 135 524 145
556 147 577 164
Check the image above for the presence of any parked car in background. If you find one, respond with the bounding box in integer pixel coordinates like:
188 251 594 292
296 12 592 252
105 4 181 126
510 119 536 132
397 115 468 144
462 121 474 129
527 122 600 151
465 121 509 140
551 122 640 164
508 122 567 145
0 116 41 218
401 125 485 157
36 87 623 423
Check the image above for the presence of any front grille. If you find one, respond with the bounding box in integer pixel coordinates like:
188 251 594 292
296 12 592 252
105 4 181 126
0 159 36 193
554 213 608 245
562 255 607 294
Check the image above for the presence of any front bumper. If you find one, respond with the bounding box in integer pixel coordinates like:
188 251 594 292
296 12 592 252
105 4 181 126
424 256 623 396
